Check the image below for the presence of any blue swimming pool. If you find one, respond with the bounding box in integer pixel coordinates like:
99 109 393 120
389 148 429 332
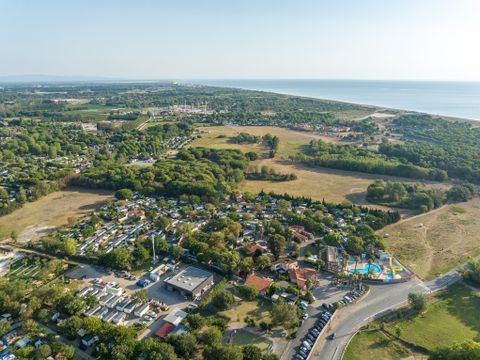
348 263 382 275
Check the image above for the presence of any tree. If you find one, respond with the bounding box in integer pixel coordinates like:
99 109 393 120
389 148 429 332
212 291 235 310
16 187 27 204
345 236 364 255
201 326 222 346
255 255 271 270
60 315 83 339
33 344 52 360
56 294 86 316
51 341 75 359
62 237 77 256
0 320 11 337
238 285 259 301
242 345 262 360
462 259 480 286
239 257 254 275
138 338 179 360
431 339 480 360
185 313 205 330
99 247 132 270
115 188 134 200
203 345 243 360
166 333 197 359
408 292 427 312
132 289 148 303
270 300 300 329
268 234 286 260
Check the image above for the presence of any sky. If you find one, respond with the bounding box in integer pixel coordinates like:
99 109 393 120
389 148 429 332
1 0 479 81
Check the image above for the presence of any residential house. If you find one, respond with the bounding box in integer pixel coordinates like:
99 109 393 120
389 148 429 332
244 272 273 296
288 267 317 290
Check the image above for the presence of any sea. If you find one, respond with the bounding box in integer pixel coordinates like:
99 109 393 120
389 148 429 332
188 79 480 121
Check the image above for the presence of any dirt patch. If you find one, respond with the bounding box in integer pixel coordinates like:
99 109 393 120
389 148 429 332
0 187 113 242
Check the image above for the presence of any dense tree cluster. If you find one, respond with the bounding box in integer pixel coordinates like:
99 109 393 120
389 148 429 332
293 139 446 181
367 180 446 212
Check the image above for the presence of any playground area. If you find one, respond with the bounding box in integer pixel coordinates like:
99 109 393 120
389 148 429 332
346 252 412 282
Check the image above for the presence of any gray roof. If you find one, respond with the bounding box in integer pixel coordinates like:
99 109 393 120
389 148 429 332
165 266 213 292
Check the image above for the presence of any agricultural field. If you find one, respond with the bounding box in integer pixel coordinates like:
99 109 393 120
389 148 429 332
0 187 113 242
379 199 480 280
344 283 480 360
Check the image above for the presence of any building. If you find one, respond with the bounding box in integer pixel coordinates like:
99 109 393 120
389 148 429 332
164 266 214 300
244 244 266 256
288 267 317 290
155 308 188 338
245 272 273 295
134 303 150 317
270 260 298 273
324 246 342 273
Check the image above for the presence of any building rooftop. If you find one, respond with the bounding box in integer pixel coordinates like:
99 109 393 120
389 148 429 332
245 272 272 293
164 266 213 292
163 307 188 326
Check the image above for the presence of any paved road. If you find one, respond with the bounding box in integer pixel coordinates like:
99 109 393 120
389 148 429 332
311 265 465 360
38 322 94 360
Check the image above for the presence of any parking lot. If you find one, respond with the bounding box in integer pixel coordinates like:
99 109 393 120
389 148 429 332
67 263 196 336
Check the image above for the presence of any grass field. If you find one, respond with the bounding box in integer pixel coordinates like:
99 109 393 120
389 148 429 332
228 329 271 351
343 330 412 360
344 283 480 360
0 187 113 242
191 125 446 205
190 125 337 159
220 298 272 327
379 199 480 280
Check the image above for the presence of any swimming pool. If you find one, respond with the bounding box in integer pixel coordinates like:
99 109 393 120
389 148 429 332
348 263 382 275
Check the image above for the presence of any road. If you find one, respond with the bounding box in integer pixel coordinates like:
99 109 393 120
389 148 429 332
310 265 464 360
37 322 94 360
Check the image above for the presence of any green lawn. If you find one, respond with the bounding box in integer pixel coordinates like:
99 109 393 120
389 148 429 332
344 283 480 359
229 329 271 351
220 298 272 326
343 330 411 360
387 283 480 351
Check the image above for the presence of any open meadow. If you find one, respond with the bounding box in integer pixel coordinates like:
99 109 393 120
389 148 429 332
191 125 447 205
344 283 480 360
0 187 113 242
379 199 480 280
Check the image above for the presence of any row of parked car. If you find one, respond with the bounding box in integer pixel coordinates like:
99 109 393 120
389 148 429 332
337 287 366 306
294 310 332 360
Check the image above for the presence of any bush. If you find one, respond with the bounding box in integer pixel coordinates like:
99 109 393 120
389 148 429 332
238 284 259 300
115 188 134 200
212 291 235 310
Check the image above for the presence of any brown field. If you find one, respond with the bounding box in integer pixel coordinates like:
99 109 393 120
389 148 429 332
0 187 113 242
191 125 448 207
190 125 339 159
379 199 480 280
240 158 448 208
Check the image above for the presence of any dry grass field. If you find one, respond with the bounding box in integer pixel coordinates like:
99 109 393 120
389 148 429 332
0 187 113 242
379 199 480 280
190 125 338 159
190 125 448 206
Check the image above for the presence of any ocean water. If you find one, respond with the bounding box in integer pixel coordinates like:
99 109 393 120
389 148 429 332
190 79 480 121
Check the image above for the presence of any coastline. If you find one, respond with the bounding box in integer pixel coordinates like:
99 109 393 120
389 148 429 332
184 79 480 123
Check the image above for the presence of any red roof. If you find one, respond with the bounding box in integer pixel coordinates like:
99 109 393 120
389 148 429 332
288 267 317 289
245 244 265 255
155 322 176 338
245 272 272 293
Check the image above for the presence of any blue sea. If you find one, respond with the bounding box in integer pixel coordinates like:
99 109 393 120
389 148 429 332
188 79 480 121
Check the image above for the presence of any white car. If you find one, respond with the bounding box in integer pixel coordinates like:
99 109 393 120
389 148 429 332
302 313 309 320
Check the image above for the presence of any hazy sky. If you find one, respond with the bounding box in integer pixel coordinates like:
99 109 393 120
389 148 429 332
1 0 479 80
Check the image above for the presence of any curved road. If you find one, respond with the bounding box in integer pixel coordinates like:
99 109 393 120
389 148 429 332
310 266 464 360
